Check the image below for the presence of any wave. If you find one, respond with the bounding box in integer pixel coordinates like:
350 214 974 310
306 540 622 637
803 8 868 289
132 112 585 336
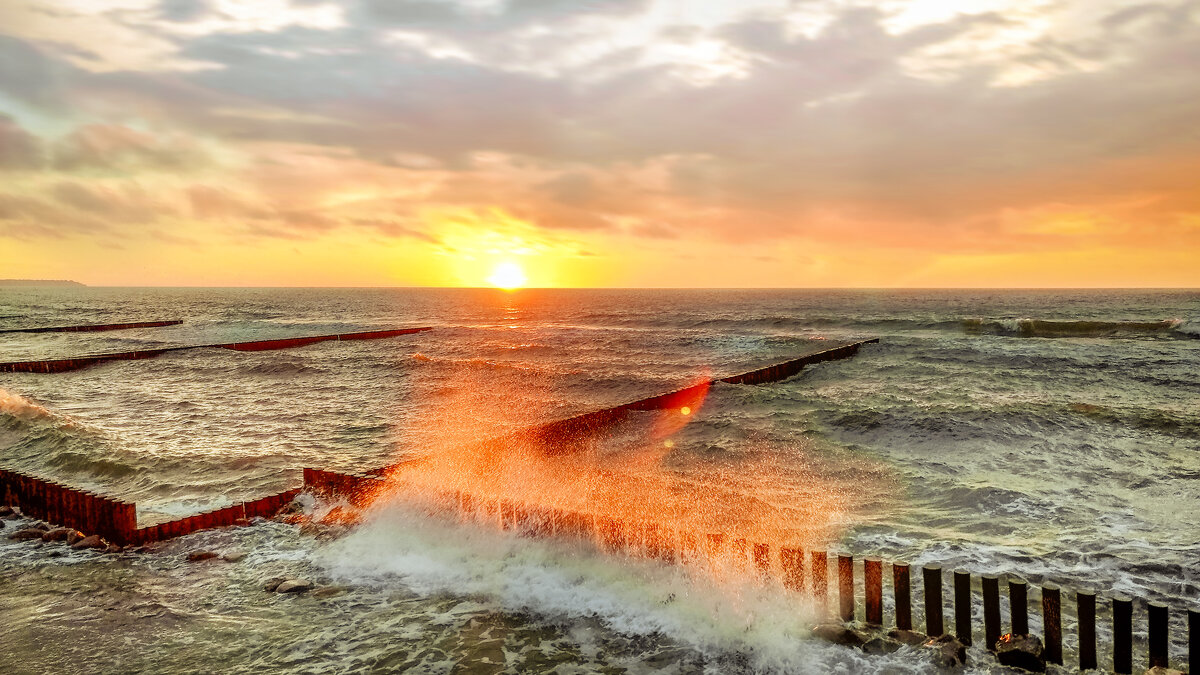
962 318 1197 339
0 388 55 421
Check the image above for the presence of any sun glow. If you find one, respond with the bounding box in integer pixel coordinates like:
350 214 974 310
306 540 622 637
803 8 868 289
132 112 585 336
487 261 527 289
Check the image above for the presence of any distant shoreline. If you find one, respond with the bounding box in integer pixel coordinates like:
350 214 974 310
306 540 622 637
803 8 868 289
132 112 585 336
0 280 85 287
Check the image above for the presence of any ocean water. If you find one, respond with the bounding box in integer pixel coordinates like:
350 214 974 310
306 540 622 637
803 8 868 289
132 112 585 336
1 288 1197 674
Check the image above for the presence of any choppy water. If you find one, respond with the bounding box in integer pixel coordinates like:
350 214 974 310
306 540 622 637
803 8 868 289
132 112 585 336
1 288 1197 674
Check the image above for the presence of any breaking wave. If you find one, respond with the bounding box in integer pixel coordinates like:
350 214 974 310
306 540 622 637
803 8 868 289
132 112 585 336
962 318 1197 339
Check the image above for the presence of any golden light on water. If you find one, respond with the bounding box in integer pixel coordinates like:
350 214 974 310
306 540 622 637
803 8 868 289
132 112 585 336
487 261 527 290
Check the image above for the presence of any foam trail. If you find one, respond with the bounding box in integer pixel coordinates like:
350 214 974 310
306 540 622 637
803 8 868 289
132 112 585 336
0 388 54 421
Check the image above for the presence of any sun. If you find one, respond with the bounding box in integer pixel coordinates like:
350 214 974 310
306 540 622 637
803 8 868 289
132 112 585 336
487 261 527 290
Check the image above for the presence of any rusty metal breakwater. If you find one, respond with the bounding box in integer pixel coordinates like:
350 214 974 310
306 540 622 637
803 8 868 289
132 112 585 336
1 467 299 545
0 320 184 334
0 327 433 373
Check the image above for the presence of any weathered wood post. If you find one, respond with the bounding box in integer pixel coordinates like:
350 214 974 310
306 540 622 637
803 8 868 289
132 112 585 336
753 543 770 576
1010 578 1029 635
838 554 854 621
1078 591 1097 671
924 566 944 636
1147 602 1167 669
1113 595 1132 674
865 557 882 625
983 575 1001 650
780 547 805 592
812 551 828 611
954 570 972 645
894 563 912 631
1042 584 1062 665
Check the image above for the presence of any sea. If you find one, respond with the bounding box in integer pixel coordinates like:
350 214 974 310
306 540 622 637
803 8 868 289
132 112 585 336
0 288 1197 674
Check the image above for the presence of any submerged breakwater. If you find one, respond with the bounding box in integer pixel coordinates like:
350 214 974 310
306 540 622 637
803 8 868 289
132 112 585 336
1 287 1197 673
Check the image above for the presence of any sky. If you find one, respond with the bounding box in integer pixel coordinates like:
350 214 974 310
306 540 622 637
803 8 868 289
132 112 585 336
0 0 1198 288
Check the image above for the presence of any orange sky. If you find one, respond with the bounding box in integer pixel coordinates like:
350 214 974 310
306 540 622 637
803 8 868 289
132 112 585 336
1 0 1198 287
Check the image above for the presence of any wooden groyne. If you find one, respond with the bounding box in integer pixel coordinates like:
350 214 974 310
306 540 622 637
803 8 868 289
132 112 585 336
366 338 879 471
303 466 1199 674
1 466 300 545
0 320 184 334
0 327 433 373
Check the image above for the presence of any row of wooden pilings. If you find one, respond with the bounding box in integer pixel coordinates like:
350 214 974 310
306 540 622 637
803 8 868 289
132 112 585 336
303 466 1198 674
1 466 301 545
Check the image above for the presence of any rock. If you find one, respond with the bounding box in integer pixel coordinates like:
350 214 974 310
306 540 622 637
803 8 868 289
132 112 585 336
275 579 313 594
888 629 928 646
311 586 344 599
277 500 303 515
66 531 85 546
1144 668 1186 675
0 520 5 529
0 505 14 517
42 527 78 542
995 633 1044 672
187 550 218 562
811 623 867 647
31 521 49 531
9 528 46 541
47 550 63 558
70 534 107 550
222 551 246 562
862 636 903 655
926 634 968 668
250 516 267 525
105 544 123 553
263 577 288 592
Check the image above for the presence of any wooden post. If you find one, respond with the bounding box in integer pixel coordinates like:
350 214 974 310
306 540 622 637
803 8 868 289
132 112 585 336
954 570 972 645
838 554 854 621
1113 595 1132 674
706 533 725 565
812 551 828 611
865 558 882 625
1148 602 1167 669
780 547 805 592
983 575 1001 650
894 563 912 631
1010 578 1029 635
924 566 944 636
1079 591 1098 670
1042 584 1062 665
753 543 770 576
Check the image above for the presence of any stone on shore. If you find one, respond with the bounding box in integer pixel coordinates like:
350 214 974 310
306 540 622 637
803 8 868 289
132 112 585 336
42 527 79 542
222 551 246 562
0 505 15 518
66 531 85 546
70 534 107 550
31 521 49 531
994 633 1045 672
187 550 218 562
926 634 968 667
811 623 867 647
263 577 287 592
10 527 46 541
275 579 314 594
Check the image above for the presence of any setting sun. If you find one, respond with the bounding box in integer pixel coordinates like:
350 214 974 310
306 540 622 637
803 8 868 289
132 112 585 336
487 262 527 289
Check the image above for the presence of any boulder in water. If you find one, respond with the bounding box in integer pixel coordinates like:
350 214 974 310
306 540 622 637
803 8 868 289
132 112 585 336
9 527 45 541
42 527 79 542
275 579 313 594
222 551 246 562
187 550 218 562
862 636 903 655
811 623 867 647
0 505 15 518
31 521 49 531
105 543 123 554
66 531 85 546
888 629 927 646
994 633 1045 672
263 577 287 592
926 634 967 667
70 534 107 550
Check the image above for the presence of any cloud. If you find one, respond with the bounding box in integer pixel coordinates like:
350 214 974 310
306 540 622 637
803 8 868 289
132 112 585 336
0 114 43 169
